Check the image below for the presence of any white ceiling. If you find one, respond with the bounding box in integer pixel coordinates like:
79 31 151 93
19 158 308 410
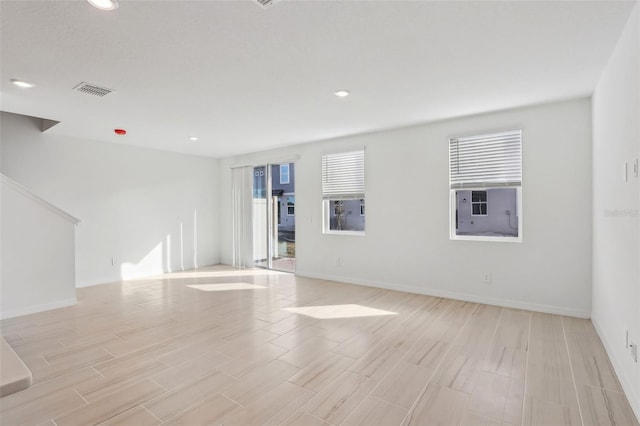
0 0 636 158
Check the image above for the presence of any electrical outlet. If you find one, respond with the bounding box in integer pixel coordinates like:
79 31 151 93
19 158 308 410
481 273 491 284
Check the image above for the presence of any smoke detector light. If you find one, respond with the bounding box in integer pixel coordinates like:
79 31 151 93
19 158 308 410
86 0 119 10
189 136 199 141
334 90 350 98
11 79 35 88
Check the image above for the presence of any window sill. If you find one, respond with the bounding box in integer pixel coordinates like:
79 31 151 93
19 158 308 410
323 230 366 237
450 234 522 243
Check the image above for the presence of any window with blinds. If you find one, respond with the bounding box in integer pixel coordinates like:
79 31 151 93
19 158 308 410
449 130 522 242
322 150 365 199
449 129 522 189
321 150 365 234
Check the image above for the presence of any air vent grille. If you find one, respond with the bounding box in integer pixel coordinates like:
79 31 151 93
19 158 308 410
73 82 114 97
254 0 280 8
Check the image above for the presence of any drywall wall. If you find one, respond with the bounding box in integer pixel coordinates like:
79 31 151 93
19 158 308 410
1 175 77 318
0 112 220 287
592 3 640 419
219 97 593 317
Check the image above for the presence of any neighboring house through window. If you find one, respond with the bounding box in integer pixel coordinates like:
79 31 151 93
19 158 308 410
322 149 365 234
280 164 290 184
449 129 522 241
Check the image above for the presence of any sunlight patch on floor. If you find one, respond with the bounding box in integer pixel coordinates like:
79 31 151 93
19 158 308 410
142 269 286 280
284 304 397 319
186 283 267 292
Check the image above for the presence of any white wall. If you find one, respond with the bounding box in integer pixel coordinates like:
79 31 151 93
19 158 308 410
592 3 640 419
220 98 593 317
0 112 220 287
1 176 77 318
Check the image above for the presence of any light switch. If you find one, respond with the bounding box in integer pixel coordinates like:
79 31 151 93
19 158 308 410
634 159 639 178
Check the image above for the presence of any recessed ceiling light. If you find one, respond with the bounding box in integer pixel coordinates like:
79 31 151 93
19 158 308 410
334 90 350 98
10 79 35 89
189 136 199 141
86 0 119 11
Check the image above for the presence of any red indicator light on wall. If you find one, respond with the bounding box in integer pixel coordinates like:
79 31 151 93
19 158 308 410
114 129 126 135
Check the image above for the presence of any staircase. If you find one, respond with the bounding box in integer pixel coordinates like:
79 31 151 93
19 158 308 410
1 174 81 396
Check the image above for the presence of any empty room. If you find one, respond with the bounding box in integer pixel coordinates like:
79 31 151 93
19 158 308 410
0 0 638 425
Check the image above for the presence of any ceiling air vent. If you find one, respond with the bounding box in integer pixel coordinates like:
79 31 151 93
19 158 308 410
254 0 280 9
73 82 114 97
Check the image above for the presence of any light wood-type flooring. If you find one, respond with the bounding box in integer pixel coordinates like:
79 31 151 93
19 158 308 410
0 265 637 426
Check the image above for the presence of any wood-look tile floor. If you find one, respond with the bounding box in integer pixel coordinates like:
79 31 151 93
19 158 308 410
0 265 637 426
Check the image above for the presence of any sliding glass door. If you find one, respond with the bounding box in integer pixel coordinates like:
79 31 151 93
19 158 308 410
252 163 295 272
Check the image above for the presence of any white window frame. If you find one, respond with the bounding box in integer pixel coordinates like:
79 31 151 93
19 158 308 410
470 190 488 216
286 195 295 216
322 150 365 236
279 164 290 184
449 129 523 243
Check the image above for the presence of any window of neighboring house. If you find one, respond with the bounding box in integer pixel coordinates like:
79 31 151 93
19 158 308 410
322 149 365 235
277 201 281 225
280 164 290 184
287 196 295 215
449 129 522 242
471 191 487 216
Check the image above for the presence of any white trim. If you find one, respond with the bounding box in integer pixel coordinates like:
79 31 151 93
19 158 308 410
76 261 203 288
592 318 640 423
0 298 77 320
323 230 365 237
1 174 80 225
296 270 590 318
451 235 522 243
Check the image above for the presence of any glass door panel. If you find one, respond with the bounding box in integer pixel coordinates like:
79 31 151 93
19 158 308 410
252 166 268 268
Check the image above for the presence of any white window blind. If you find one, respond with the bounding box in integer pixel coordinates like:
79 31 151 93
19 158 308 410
321 150 365 200
449 129 522 189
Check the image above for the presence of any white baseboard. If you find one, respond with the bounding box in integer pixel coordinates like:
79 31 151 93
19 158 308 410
0 298 77 320
76 264 200 288
592 318 640 423
296 270 590 319
75 263 215 288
